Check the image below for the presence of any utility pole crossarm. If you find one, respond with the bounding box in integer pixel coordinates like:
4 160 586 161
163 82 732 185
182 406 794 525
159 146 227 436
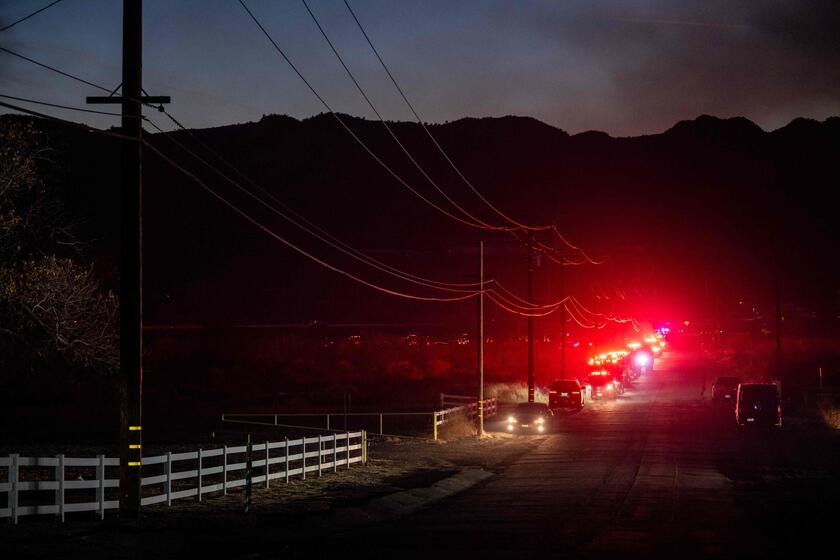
86 95 171 105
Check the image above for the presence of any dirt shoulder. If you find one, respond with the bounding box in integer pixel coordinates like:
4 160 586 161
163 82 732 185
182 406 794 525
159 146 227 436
1 432 543 559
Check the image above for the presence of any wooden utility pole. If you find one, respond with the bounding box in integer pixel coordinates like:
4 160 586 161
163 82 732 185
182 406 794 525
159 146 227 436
477 241 485 435
775 277 782 379
527 236 535 403
87 0 169 519
559 264 567 380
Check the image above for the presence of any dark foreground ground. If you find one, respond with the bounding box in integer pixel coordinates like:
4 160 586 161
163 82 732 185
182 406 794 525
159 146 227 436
3 349 840 559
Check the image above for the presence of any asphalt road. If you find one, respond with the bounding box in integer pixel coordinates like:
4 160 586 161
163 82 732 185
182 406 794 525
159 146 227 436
302 349 840 559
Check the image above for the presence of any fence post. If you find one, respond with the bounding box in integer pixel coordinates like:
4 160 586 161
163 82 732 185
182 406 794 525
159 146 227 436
433 413 438 441
10 454 18 525
265 441 270 488
333 433 337 473
379 414 383 435
362 431 367 465
326 414 330 430
97 454 106 520
346 432 351 468
317 435 322 478
197 448 203 502
284 437 289 483
274 414 278 426
245 437 253 514
221 446 227 496
301 437 306 481
166 451 173 505
56 454 65 522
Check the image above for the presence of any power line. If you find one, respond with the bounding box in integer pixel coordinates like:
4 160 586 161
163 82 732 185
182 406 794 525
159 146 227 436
237 0 510 232
2 44 605 314
0 0 65 33
342 0 556 233
0 46 174 127
143 138 483 303
300 0 513 232
0 99 134 142
148 117 493 291
145 118 564 312
1 44 546 310
342 0 608 264
0 92 124 117
0 46 110 93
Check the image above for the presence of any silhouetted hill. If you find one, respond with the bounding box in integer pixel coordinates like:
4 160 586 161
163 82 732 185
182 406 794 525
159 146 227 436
3 112 838 330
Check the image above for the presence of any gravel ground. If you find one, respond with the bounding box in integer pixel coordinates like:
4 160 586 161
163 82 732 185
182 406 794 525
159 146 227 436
1 431 543 559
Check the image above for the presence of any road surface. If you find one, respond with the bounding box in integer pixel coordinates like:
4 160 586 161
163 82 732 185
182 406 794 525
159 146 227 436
301 349 840 559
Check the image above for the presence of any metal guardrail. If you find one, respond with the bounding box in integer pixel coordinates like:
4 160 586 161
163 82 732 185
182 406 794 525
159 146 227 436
0 431 365 525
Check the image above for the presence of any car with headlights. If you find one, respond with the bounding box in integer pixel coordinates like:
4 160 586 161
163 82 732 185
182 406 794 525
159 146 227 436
712 376 741 407
586 370 618 400
549 379 584 410
628 349 654 378
735 383 781 428
506 402 554 433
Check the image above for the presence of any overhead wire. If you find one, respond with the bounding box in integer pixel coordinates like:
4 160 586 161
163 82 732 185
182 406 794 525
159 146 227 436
300 0 513 232
341 0 551 233
142 137 483 303
0 99 135 142
342 0 607 265
237 0 515 232
0 92 124 117
145 118 568 311
1 45 613 315
0 0 65 33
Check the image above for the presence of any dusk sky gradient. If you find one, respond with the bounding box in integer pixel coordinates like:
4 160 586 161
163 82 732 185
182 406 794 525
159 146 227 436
2 0 839 136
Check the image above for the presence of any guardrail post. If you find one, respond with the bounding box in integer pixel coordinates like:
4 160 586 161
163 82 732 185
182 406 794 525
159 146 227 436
433 413 438 441
97 454 106 520
167 451 173 504
346 432 351 468
56 454 65 522
379 414 383 435
10 454 18 525
318 435 322 478
326 414 330 430
265 441 270 488
284 437 289 483
301 438 306 481
274 414 278 426
332 434 337 472
197 448 203 502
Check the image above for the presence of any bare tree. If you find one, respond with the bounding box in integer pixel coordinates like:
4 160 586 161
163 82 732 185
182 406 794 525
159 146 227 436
0 119 118 373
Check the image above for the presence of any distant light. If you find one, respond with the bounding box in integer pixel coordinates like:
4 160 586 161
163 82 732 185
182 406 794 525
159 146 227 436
635 354 649 366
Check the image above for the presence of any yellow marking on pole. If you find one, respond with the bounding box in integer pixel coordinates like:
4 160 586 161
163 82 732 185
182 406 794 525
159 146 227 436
129 444 142 449
129 426 142 431
128 461 142 467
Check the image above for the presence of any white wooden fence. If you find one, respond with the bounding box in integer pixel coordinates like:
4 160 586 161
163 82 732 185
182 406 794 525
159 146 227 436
1 431 365 524
439 394 498 420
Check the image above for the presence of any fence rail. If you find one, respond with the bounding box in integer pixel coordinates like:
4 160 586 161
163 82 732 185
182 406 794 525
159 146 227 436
224 396 498 441
1 431 365 524
440 394 498 420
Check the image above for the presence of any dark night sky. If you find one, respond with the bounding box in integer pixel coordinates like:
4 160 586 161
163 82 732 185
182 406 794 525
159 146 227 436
2 0 839 136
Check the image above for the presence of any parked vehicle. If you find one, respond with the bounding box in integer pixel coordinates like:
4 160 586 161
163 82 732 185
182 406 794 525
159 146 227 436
507 402 555 433
712 376 741 406
735 383 781 428
549 379 584 410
